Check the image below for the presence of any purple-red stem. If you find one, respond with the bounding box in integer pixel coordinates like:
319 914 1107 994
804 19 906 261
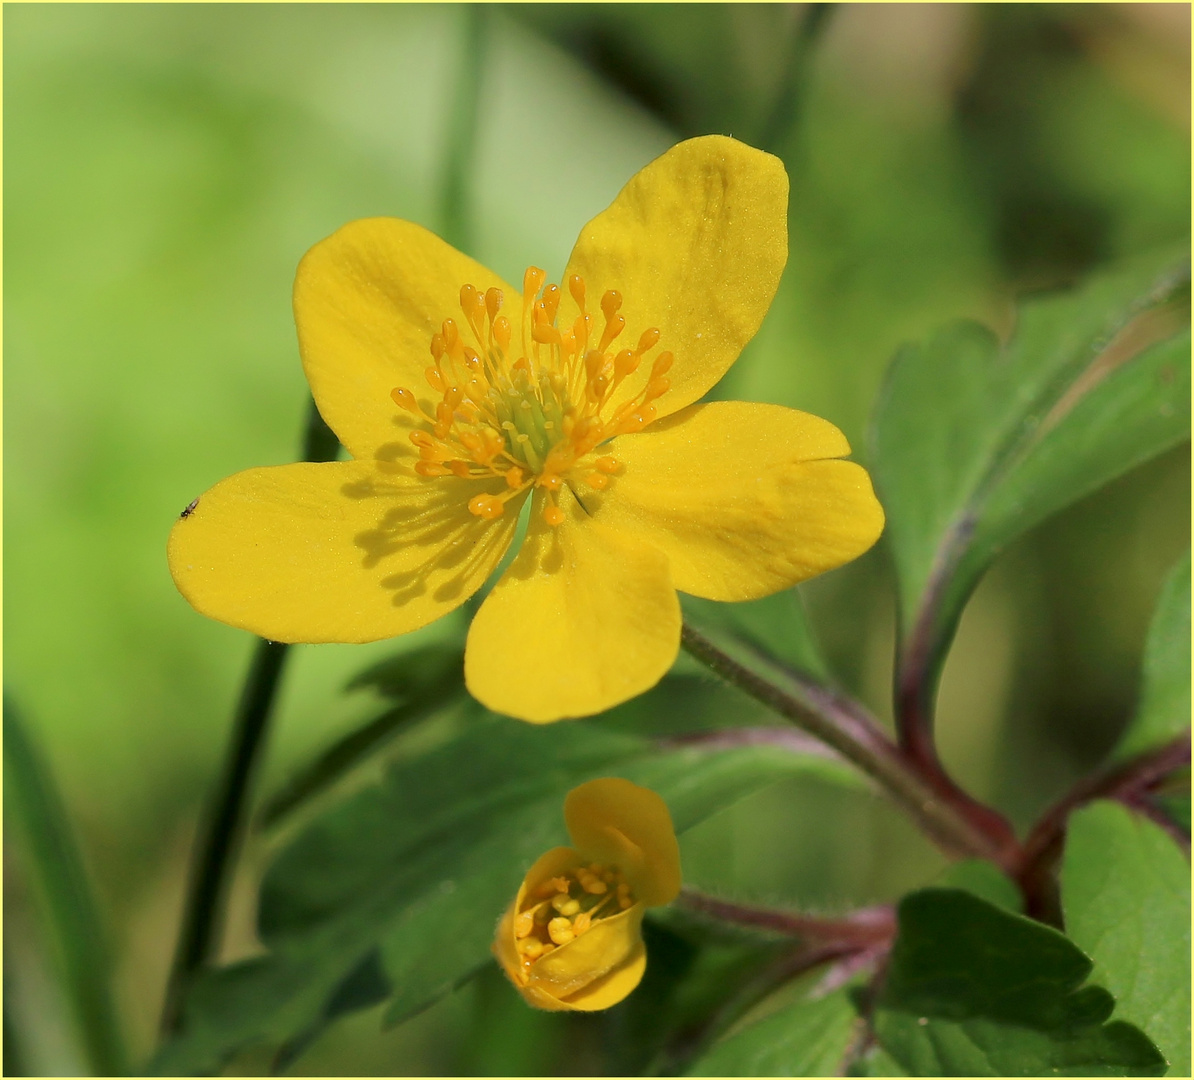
679 887 895 947
680 623 1017 868
1015 731 1190 920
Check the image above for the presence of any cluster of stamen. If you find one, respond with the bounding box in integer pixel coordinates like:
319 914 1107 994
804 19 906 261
390 268 672 527
513 862 635 966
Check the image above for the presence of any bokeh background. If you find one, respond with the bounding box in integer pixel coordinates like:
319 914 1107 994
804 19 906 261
5 3 1189 1074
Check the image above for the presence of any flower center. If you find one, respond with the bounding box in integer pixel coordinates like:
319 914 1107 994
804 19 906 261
513 862 636 966
390 268 672 527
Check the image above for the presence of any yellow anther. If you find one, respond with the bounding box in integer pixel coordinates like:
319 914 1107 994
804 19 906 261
650 351 674 378
442 318 459 349
448 461 472 479
485 287 503 322
540 474 563 492
523 266 546 298
614 349 639 379
568 273 586 312
425 366 446 392
619 895 633 910
551 894 581 916
503 466 522 488
541 283 561 322
390 387 420 412
589 374 609 401
409 430 435 448
595 456 620 474
532 322 561 346
646 376 671 400
493 315 511 350
444 385 464 408
415 461 451 477
534 905 553 925
548 918 575 945
585 350 606 379
598 314 626 353
520 938 545 959
581 875 608 895
544 504 565 527
636 327 661 354
586 472 609 491
467 493 504 520
572 912 592 935
540 943 556 956
574 312 594 350
514 911 534 939
600 290 622 319
429 333 446 361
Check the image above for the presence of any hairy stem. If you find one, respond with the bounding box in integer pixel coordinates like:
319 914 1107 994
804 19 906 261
681 622 1017 867
160 400 339 1036
678 888 895 946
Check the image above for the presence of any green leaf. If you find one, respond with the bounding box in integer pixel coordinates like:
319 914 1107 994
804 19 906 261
153 714 845 1074
1114 554 1191 761
932 858 1022 913
682 589 829 682
1062 800 1191 1076
873 888 1166 1076
686 985 858 1076
3 697 130 1077
871 253 1190 685
259 644 467 826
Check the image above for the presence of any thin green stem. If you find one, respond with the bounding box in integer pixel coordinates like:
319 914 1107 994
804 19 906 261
680 622 1016 867
160 398 340 1036
440 4 487 253
4 695 130 1076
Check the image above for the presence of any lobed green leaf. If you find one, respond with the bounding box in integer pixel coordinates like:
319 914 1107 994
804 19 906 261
871 252 1190 693
872 888 1166 1076
1113 553 1191 761
686 985 858 1076
1062 800 1191 1076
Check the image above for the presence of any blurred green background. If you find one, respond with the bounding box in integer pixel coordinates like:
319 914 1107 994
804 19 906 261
5 3 1189 1074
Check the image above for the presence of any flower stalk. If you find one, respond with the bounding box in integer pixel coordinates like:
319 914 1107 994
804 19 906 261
680 621 1018 868
160 399 339 1036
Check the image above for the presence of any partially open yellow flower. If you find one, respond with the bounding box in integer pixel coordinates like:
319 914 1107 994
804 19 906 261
168 135 884 722
493 777 681 1011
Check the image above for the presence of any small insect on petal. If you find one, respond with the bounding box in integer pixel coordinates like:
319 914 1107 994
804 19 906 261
179 498 200 519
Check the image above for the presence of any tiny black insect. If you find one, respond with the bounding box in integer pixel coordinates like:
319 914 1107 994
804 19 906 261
180 498 200 519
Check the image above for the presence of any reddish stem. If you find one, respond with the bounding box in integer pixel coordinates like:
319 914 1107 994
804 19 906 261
1015 731 1190 921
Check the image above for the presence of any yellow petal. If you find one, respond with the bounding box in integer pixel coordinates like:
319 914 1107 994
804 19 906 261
168 460 522 643
557 942 647 1011
590 401 885 602
559 136 788 421
564 778 682 907
293 217 519 459
529 904 645 1000
464 491 681 722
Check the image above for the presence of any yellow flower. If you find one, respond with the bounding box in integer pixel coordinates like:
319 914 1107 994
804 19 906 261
493 777 681 1011
168 135 884 722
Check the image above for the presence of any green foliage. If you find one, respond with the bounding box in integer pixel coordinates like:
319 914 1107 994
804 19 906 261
686 985 858 1076
872 889 1166 1076
3 699 129 1077
872 252 1190 680
154 714 850 1073
1062 801 1191 1076
1114 554 1191 760
932 859 1022 913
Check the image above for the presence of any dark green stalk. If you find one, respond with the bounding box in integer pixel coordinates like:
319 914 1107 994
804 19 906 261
4 695 130 1076
160 399 340 1036
756 3 834 155
440 4 487 253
